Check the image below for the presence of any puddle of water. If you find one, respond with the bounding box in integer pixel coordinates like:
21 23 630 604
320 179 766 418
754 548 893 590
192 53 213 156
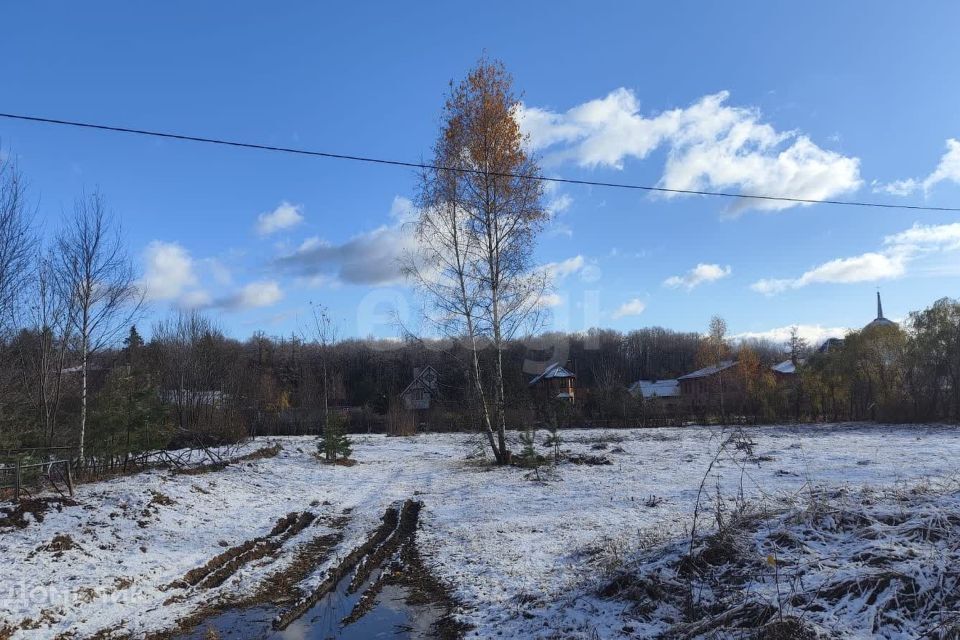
180 568 441 639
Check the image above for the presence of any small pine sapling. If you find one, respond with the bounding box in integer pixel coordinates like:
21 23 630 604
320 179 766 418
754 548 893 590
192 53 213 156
545 425 562 464
518 428 540 468
318 412 352 463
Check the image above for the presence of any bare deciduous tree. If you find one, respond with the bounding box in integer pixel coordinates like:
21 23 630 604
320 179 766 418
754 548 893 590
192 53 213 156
0 150 36 445
406 121 503 461
19 254 75 445
56 191 142 462
0 151 34 334
702 315 730 424
307 302 339 432
407 58 548 464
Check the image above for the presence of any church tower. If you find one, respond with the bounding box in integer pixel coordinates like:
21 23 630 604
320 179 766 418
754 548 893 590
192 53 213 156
865 291 895 330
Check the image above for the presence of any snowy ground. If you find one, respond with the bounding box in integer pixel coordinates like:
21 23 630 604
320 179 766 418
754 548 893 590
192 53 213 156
2 423 960 639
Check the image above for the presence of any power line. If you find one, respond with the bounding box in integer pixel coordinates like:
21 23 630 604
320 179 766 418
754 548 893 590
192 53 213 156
1 110 958 212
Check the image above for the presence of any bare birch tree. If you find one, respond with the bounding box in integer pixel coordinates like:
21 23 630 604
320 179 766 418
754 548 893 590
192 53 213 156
455 60 547 462
407 58 547 464
0 152 34 335
19 253 75 445
406 128 504 461
308 302 338 431
56 191 142 463
0 151 35 445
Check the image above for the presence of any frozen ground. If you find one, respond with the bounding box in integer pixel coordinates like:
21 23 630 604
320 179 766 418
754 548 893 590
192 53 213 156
2 423 960 638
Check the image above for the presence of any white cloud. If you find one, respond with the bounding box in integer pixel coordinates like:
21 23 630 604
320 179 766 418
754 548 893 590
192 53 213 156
140 242 288 312
543 184 574 236
204 258 233 286
140 241 199 301
883 221 960 253
256 201 304 236
749 278 793 296
612 298 646 319
388 195 418 224
751 252 907 295
546 193 573 216
875 139 960 196
233 280 283 309
797 252 907 285
517 90 861 212
178 290 213 309
874 178 920 197
538 292 564 308
732 324 849 346
663 263 731 290
751 221 960 295
543 255 585 281
547 223 574 238
192 279 285 311
275 199 416 286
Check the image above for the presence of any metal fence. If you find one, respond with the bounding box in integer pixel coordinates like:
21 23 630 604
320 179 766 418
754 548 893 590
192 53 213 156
0 449 75 503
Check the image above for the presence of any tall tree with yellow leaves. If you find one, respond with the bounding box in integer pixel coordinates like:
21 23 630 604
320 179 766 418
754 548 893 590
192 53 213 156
408 58 547 464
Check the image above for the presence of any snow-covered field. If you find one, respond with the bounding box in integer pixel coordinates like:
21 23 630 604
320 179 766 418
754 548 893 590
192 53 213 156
2 423 960 639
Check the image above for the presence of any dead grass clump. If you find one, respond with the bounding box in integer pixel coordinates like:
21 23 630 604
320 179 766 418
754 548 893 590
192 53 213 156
678 530 755 581
148 490 176 508
38 533 81 556
754 616 817 639
177 461 228 476
567 453 612 466
236 443 282 462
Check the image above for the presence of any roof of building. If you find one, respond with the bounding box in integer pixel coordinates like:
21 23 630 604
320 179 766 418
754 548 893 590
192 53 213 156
628 379 681 399
528 362 576 386
818 337 845 353
400 365 439 397
771 358 805 375
678 360 737 381
865 292 897 331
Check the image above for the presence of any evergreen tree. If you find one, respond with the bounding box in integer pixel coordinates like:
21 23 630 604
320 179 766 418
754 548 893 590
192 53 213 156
517 428 540 468
318 412 352 463
91 366 164 467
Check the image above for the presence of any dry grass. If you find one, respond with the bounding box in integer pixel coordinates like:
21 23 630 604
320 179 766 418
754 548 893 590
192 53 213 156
599 482 960 638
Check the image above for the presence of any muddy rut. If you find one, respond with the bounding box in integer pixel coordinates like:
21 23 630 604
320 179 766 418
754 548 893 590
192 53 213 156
161 497 463 639
273 499 422 629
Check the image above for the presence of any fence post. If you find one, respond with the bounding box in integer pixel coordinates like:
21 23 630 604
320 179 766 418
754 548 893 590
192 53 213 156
13 457 21 504
65 461 74 497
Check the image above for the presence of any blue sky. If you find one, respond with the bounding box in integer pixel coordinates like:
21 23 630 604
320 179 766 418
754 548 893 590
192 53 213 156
2 2 959 344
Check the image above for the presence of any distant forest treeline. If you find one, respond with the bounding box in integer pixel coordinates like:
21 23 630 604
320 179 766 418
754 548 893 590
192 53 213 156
2 295 959 469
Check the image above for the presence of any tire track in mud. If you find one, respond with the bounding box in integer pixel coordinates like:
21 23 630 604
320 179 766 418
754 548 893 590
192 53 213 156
166 510 317 593
150 497 466 640
273 499 422 630
148 508 350 639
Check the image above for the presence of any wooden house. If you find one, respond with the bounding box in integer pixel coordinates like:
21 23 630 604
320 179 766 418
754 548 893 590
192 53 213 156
400 366 439 411
677 360 741 408
628 379 681 410
528 362 576 403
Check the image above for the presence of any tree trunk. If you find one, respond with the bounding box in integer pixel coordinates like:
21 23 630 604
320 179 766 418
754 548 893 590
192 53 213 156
79 310 89 465
467 322 502 463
